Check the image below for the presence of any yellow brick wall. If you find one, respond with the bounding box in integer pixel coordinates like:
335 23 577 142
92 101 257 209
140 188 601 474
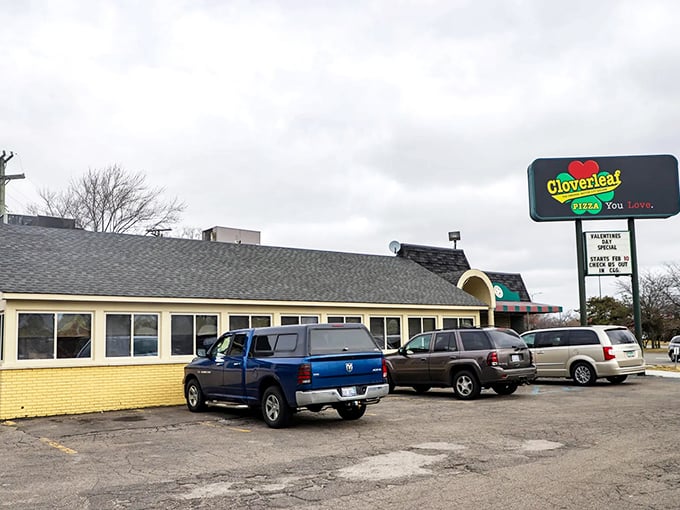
0 364 186 420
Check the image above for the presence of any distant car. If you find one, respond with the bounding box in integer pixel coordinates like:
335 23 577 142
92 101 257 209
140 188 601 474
384 327 535 400
668 336 680 362
520 326 645 385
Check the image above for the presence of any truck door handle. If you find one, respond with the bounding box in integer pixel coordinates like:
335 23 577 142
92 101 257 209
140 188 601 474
232 362 241 367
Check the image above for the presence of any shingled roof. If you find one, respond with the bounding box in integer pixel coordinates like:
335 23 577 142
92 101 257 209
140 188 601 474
0 224 485 307
397 243 531 301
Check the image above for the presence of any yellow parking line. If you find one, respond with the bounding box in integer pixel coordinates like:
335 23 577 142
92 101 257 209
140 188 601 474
1 420 16 427
199 421 251 433
40 437 77 455
226 427 251 433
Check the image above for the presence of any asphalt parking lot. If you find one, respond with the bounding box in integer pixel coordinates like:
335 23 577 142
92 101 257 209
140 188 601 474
2 374 680 510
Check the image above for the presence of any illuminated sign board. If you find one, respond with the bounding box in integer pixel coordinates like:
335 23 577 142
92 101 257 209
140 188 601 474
528 154 679 221
584 231 631 276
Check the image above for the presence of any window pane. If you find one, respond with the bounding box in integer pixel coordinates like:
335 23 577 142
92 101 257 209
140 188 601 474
230 315 249 330
196 315 218 352
460 331 492 351
18 313 54 359
281 316 299 326
275 333 298 352
171 315 194 355
386 318 402 349
0 314 4 361
408 317 421 338
460 318 474 328
328 316 344 324
423 317 436 332
133 315 158 356
251 316 271 328
369 318 385 348
345 316 362 324
443 318 459 329
107 314 131 357
301 316 319 325
57 313 91 359
570 330 600 346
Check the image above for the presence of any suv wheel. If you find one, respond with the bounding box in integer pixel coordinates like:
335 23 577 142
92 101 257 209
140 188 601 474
452 370 481 400
412 385 431 394
335 402 367 420
572 362 596 386
492 382 518 395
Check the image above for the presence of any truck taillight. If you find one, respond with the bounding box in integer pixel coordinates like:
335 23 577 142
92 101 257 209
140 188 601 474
603 346 616 361
297 363 312 385
382 358 387 380
487 351 499 366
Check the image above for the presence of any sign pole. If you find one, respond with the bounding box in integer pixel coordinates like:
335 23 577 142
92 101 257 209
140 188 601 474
575 219 587 325
628 218 643 348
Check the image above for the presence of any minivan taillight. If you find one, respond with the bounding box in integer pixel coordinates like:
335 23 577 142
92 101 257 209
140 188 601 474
382 358 388 380
297 363 312 385
487 351 499 366
603 346 616 361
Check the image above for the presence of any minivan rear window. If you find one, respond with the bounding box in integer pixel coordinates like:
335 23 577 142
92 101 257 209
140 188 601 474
310 328 381 354
605 328 638 345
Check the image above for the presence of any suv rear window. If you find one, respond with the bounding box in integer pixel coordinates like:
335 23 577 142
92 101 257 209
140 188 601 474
486 329 526 348
605 328 638 345
460 331 492 351
309 328 380 354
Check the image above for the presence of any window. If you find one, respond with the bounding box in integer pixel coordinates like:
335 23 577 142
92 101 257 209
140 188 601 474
0 313 3 361
309 328 380 354
106 314 158 357
434 331 457 352
521 332 536 348
408 317 436 338
443 317 475 329
171 314 219 355
404 333 431 353
535 330 568 348
570 330 600 346
229 315 272 330
281 315 319 326
18 313 92 360
370 317 402 349
274 333 298 353
460 330 492 351
605 328 638 345
327 316 362 324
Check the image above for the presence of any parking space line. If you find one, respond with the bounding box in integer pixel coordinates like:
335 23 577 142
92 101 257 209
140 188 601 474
199 421 251 433
40 437 77 455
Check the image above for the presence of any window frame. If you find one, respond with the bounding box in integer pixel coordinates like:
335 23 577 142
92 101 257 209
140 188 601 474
280 315 319 326
327 315 362 324
228 314 272 331
170 313 220 356
407 316 437 338
17 311 93 361
105 312 160 358
369 316 402 350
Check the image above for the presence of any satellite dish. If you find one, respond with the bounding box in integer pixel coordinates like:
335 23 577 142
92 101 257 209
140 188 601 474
389 240 401 254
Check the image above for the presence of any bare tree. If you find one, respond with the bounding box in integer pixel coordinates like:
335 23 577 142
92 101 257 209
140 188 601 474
28 165 186 234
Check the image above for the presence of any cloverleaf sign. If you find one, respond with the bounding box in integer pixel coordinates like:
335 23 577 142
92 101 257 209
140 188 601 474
527 154 679 222
548 160 621 216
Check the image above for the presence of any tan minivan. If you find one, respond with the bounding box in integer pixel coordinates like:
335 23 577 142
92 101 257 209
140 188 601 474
520 326 645 385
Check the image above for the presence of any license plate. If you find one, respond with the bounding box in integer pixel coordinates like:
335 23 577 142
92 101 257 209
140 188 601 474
511 354 521 362
626 351 635 358
341 386 357 397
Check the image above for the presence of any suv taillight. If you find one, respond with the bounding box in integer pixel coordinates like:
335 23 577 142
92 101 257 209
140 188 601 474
382 358 388 380
297 363 312 385
603 346 616 361
487 351 499 366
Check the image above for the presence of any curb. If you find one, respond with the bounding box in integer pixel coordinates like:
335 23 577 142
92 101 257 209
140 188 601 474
644 369 680 379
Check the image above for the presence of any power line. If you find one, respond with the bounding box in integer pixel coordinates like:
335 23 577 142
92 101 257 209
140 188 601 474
1 150 26 223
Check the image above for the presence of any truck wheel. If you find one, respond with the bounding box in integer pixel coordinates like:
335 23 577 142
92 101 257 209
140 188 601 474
185 379 206 412
491 382 518 395
452 370 481 400
336 402 367 420
261 386 291 428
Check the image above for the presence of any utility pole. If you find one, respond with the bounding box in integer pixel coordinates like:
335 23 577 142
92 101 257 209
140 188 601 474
0 150 25 224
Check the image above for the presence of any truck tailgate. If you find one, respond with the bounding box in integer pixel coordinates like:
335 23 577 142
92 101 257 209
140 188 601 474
310 354 384 388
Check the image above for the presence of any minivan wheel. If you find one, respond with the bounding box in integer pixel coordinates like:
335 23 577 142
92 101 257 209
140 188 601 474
572 362 596 386
261 386 291 428
492 382 518 395
452 370 481 400
606 375 628 384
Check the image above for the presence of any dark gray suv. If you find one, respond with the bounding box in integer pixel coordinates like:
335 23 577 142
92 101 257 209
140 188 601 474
385 327 536 400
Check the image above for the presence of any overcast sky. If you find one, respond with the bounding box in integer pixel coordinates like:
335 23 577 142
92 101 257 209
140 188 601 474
3 0 680 313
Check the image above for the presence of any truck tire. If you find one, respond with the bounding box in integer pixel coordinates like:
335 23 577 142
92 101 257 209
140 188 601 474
335 402 367 421
261 386 291 428
185 379 206 412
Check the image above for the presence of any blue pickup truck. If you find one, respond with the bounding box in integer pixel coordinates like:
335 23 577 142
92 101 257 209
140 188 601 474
183 323 389 428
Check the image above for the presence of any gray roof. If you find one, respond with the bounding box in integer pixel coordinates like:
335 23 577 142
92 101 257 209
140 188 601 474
397 243 531 301
0 224 485 307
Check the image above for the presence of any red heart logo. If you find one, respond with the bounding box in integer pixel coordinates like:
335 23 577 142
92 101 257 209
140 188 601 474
568 160 599 179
